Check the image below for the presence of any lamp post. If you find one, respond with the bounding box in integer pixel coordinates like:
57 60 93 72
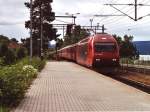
65 12 80 25
40 4 44 59
37 38 41 57
30 0 33 62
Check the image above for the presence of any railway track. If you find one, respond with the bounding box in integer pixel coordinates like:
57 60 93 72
94 67 150 94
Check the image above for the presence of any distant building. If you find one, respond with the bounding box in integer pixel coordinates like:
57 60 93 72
8 41 21 49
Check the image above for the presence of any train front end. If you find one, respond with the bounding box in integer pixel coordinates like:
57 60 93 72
92 34 120 67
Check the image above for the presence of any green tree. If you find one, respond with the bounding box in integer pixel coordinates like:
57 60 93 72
113 34 139 59
24 0 56 56
0 35 10 56
63 25 90 46
3 49 16 65
56 38 63 49
17 47 27 59
120 35 139 59
113 34 122 46
0 35 10 45
10 38 18 43
0 44 8 57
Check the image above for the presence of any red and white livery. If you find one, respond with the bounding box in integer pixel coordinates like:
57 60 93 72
57 34 120 67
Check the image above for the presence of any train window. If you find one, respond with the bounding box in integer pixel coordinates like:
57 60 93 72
94 43 116 52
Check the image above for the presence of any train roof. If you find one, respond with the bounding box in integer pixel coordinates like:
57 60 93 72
78 34 116 43
93 34 116 42
58 33 116 51
58 43 77 51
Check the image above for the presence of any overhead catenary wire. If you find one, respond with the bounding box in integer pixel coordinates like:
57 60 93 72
54 19 72 24
93 0 137 30
78 0 150 36
103 0 150 32
103 0 149 24
108 10 150 32
82 0 119 26
101 0 139 25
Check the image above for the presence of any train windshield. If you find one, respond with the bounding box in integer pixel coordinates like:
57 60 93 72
94 43 116 52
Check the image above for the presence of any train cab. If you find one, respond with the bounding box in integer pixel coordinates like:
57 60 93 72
92 34 120 67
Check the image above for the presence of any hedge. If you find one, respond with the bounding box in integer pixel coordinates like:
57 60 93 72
0 106 9 112
0 57 46 106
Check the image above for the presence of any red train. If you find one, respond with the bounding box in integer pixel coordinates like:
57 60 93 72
57 34 120 67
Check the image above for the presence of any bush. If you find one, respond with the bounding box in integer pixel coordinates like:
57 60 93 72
19 57 46 71
30 57 46 71
22 65 38 78
0 44 8 57
0 57 46 106
17 47 27 59
0 106 9 112
3 49 16 65
0 58 4 67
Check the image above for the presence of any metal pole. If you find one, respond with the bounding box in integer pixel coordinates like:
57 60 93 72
63 26 64 37
30 0 33 62
95 26 97 34
102 25 105 33
73 16 76 25
90 19 93 29
135 0 137 21
40 4 43 59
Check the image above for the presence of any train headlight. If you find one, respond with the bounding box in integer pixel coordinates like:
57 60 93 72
112 59 117 61
96 59 101 61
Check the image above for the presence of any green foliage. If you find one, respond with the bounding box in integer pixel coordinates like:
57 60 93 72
0 106 9 112
120 35 139 59
0 35 27 65
113 34 139 59
0 35 10 45
29 57 46 71
63 25 90 46
3 49 16 65
24 0 56 56
112 34 122 45
0 58 4 67
0 44 8 57
16 47 27 59
0 65 27 105
22 65 38 80
120 41 137 59
66 24 73 36
10 38 18 43
56 38 63 49
0 57 46 106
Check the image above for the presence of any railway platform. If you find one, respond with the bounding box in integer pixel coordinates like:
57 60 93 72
13 61 150 112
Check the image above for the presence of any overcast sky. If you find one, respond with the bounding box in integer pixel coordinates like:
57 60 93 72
0 0 150 41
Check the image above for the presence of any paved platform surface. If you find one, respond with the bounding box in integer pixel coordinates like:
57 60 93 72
13 61 150 112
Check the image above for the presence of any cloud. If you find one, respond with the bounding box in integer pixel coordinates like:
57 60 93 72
0 0 29 40
0 0 150 41
52 0 150 41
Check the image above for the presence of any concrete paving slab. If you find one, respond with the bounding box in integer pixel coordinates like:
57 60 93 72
13 61 150 112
